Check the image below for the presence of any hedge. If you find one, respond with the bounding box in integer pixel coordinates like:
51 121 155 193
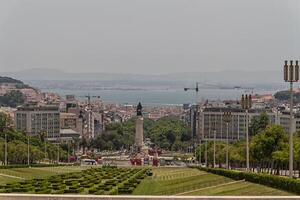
0 166 150 195
0 164 66 169
194 167 300 195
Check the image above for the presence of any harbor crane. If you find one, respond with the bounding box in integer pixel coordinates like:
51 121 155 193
184 82 199 92
184 82 200 163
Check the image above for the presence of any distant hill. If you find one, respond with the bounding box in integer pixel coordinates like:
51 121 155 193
3 68 286 90
0 76 33 90
0 76 23 84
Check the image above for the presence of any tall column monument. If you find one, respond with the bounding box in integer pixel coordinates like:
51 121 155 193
135 102 144 150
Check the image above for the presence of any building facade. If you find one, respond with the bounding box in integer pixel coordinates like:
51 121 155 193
198 107 277 142
15 105 60 142
60 112 83 135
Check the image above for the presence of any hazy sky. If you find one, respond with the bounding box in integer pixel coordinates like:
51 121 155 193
0 0 299 74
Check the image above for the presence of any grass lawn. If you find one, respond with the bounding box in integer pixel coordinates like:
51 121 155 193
133 167 293 196
0 175 19 185
0 166 96 182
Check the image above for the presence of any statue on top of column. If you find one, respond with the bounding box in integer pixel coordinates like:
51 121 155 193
137 102 143 116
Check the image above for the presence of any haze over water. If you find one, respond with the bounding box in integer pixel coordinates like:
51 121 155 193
40 88 275 105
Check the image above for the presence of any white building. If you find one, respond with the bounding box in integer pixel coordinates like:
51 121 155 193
15 105 60 143
197 107 296 142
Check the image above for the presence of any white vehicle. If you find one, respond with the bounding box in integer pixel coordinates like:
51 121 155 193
81 159 97 166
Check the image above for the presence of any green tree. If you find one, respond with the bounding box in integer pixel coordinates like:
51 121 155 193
250 125 288 162
274 90 300 103
0 112 7 132
91 116 191 151
0 90 25 107
0 127 70 164
230 140 246 162
249 112 269 136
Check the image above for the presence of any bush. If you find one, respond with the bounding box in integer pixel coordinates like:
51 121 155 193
35 188 51 194
0 164 65 169
108 188 118 195
95 190 105 195
196 167 300 195
0 166 146 195
88 188 98 194
51 189 64 194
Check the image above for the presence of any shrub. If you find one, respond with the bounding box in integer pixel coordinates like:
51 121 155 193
0 164 65 169
35 188 51 194
51 189 64 194
0 166 145 195
108 188 118 195
95 190 105 195
88 188 98 194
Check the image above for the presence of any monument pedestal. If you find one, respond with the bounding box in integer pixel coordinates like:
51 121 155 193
131 102 149 166
135 116 144 149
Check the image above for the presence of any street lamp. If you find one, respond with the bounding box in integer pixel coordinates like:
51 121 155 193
205 114 210 168
27 135 30 166
184 83 200 164
213 121 216 168
67 141 70 164
223 111 232 169
4 133 7 165
57 138 60 164
4 117 10 166
241 94 252 171
205 136 208 167
284 60 299 178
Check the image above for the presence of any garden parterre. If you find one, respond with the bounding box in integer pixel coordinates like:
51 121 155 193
0 166 149 195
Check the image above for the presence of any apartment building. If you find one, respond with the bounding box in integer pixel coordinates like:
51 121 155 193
198 107 276 142
15 105 60 142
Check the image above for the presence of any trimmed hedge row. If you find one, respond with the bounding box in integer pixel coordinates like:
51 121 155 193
0 164 66 169
195 167 300 195
0 166 150 195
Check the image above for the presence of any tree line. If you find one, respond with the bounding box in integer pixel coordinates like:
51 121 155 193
88 116 192 151
0 113 70 165
0 90 25 107
197 113 300 176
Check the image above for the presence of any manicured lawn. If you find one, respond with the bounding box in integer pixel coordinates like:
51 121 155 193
0 166 295 195
0 175 19 185
185 181 292 196
133 167 293 196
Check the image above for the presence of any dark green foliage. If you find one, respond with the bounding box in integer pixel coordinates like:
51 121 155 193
0 166 148 195
0 164 65 169
250 125 288 162
274 90 300 103
197 167 300 194
0 77 23 84
249 112 269 136
91 116 191 151
0 90 25 107
0 113 70 164
197 125 291 165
